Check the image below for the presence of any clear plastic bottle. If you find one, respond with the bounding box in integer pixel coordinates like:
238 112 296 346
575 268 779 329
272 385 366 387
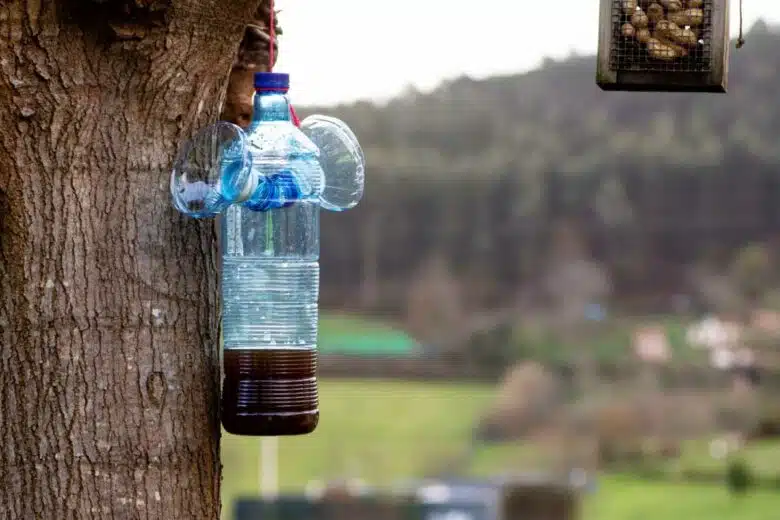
170 72 364 436
221 72 325 436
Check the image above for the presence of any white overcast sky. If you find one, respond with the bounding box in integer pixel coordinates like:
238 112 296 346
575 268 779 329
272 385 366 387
273 0 779 106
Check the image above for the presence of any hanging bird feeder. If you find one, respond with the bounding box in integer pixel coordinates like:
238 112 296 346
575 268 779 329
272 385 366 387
596 0 730 92
169 1 366 437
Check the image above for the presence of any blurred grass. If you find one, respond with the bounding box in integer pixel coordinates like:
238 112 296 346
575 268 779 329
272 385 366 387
586 474 780 520
221 379 780 520
318 313 419 356
318 313 403 337
221 379 494 520
467 439 780 482
221 312 778 519
675 440 780 477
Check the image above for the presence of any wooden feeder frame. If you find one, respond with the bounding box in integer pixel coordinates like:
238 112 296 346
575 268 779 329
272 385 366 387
597 0 730 92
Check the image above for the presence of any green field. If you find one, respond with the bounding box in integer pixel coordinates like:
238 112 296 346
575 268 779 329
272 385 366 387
221 379 780 520
318 313 419 356
221 379 494 519
587 475 780 520
676 439 780 477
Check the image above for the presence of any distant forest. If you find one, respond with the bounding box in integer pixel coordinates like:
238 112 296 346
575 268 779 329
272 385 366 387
303 21 780 318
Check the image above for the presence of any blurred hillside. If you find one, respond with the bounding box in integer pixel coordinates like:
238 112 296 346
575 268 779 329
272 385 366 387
222 22 780 520
303 21 780 326
314 20 780 174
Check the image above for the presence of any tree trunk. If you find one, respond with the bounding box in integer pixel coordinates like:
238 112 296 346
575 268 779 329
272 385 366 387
0 1 259 517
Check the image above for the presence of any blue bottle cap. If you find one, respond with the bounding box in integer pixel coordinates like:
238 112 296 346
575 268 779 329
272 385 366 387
254 72 290 90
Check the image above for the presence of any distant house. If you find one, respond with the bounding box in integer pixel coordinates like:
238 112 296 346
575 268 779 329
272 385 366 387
633 325 671 364
685 315 742 352
751 308 780 335
685 315 755 372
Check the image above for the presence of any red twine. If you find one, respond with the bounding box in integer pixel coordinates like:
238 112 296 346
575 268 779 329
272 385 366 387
290 105 301 126
267 0 300 127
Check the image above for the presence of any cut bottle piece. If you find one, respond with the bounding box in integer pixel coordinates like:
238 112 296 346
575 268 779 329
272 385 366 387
301 114 366 212
170 121 254 218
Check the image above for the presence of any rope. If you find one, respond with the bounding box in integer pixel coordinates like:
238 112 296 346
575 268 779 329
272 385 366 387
290 103 301 127
736 0 745 49
265 0 301 126
268 0 276 69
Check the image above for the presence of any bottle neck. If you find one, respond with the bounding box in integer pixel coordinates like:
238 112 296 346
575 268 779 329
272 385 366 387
251 89 292 124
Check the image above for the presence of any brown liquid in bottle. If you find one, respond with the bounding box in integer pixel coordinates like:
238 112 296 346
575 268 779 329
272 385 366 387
222 348 319 436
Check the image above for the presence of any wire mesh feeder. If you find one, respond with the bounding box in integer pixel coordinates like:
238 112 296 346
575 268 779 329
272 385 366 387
596 0 729 92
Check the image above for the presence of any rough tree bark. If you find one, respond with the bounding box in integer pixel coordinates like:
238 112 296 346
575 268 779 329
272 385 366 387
221 2 280 128
0 0 265 517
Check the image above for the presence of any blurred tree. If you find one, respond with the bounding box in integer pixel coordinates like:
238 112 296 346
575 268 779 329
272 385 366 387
731 243 773 306
405 253 464 347
303 22 780 318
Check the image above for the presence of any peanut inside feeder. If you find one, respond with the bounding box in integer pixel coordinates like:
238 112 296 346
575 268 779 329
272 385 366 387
597 0 727 92
613 0 710 69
